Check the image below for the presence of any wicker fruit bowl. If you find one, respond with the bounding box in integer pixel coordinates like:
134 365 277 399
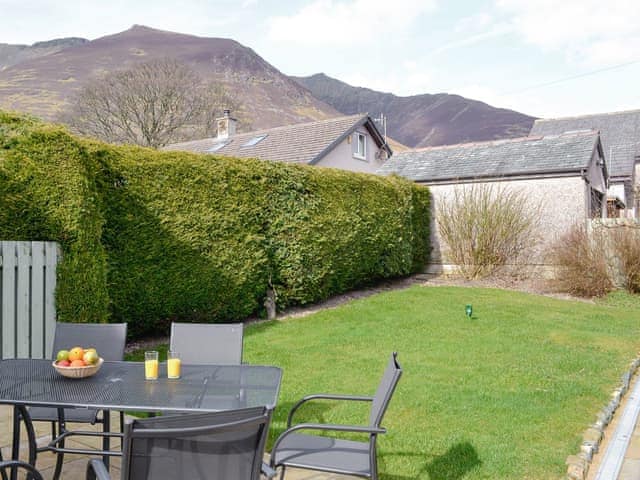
52 357 104 379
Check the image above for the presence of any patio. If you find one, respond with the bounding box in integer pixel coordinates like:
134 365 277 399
0 406 353 479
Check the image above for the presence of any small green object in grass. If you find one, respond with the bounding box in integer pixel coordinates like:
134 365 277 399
465 304 473 318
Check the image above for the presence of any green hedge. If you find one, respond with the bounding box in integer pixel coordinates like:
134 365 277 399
0 112 109 323
0 112 430 337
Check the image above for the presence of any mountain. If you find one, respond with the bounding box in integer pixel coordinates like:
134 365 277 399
0 26 535 147
0 37 88 71
294 73 536 148
0 25 338 127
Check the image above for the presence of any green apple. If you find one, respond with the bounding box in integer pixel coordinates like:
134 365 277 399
83 350 99 365
56 350 69 362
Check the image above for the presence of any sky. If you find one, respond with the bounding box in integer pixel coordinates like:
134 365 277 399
2 0 640 118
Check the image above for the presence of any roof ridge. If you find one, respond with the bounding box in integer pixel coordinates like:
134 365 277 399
230 113 368 138
535 108 640 123
404 131 598 153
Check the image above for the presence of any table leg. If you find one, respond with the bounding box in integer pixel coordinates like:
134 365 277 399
10 406 20 480
52 408 65 480
10 406 37 480
102 410 110 471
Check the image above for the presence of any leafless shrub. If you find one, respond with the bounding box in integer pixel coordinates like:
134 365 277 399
437 184 541 279
551 223 613 297
612 226 640 293
62 58 246 148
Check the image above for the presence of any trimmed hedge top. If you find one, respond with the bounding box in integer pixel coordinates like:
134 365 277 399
0 111 430 337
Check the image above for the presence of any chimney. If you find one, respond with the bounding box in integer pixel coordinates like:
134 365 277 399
216 109 237 140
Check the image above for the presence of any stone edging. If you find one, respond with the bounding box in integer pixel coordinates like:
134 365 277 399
565 353 640 480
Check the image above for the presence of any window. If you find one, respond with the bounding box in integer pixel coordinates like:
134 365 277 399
241 135 267 147
207 141 230 153
589 188 604 218
353 132 366 160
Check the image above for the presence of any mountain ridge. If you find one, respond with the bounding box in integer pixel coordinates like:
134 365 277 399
294 73 536 148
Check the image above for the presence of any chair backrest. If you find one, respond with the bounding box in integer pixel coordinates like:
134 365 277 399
121 407 271 480
52 322 127 361
169 323 243 365
369 352 402 427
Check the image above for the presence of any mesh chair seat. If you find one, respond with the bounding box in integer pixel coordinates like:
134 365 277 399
28 406 100 424
272 433 371 476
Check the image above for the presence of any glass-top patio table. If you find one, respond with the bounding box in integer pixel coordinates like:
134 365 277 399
0 358 282 471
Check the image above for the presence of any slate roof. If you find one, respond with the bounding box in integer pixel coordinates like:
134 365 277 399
530 109 640 179
163 114 391 164
377 131 601 183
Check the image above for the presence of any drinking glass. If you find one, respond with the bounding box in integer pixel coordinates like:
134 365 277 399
167 350 181 379
144 351 159 380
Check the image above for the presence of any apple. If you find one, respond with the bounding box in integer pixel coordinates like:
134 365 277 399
83 350 99 365
57 360 71 367
56 350 69 362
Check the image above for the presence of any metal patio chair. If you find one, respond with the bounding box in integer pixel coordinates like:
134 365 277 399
170 322 244 364
25 322 127 480
270 352 402 480
86 407 275 480
169 322 245 409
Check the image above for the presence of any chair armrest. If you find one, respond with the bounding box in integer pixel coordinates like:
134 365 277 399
287 394 373 427
86 458 110 480
261 461 277 478
270 422 386 466
0 461 44 480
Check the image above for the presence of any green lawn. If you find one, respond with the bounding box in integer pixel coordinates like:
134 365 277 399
128 286 640 479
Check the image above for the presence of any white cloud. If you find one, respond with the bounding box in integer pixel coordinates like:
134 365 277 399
432 22 513 56
455 77 640 119
496 0 640 66
266 0 437 46
454 13 493 33
341 61 434 96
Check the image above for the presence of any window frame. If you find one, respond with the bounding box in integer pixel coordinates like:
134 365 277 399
353 132 367 160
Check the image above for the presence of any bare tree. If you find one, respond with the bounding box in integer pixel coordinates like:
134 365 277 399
63 59 244 148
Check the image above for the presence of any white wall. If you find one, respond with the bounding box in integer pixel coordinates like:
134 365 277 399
424 176 587 274
316 129 386 174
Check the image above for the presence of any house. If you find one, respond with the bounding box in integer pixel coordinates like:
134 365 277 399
530 109 640 218
378 131 607 275
163 111 392 174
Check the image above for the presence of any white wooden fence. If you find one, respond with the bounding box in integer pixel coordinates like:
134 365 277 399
0 241 60 359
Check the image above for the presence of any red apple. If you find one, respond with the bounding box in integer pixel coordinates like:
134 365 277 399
57 360 71 367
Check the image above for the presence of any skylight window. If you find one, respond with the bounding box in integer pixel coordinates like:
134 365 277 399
241 135 267 147
207 141 230 152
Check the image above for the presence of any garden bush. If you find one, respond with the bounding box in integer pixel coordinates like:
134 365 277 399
612 226 640 293
437 184 540 279
551 223 613 297
0 112 430 337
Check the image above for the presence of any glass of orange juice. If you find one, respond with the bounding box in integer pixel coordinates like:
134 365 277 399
167 351 181 379
144 351 159 380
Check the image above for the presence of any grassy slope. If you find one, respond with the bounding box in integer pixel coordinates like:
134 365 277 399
130 286 640 479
